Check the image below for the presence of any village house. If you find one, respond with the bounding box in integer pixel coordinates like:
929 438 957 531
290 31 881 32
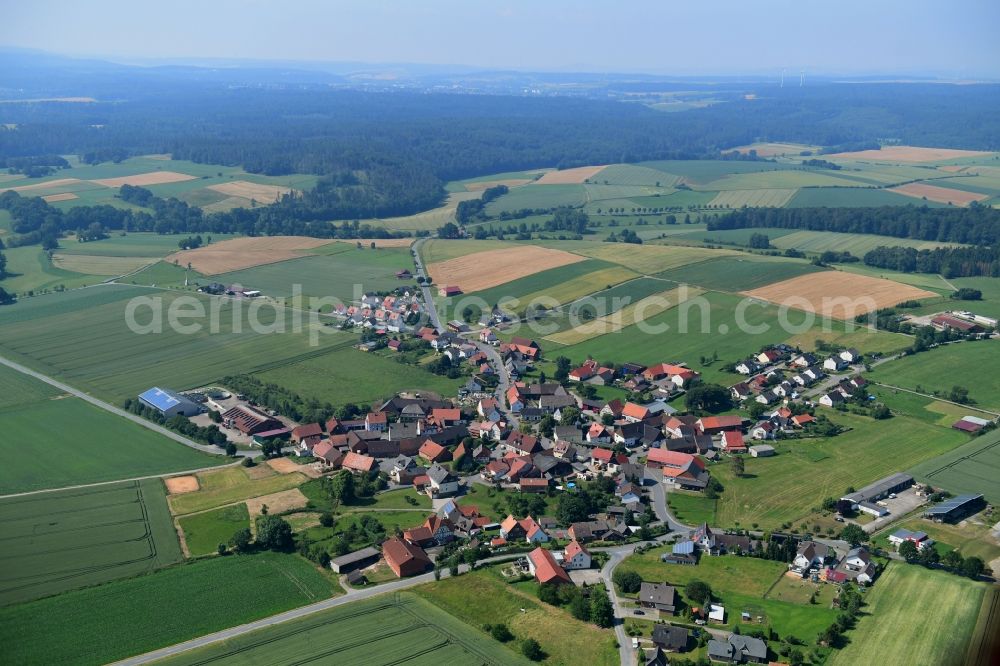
637 582 678 616
500 515 549 544
651 625 689 653
381 536 432 577
790 541 832 575
341 451 377 475
720 430 747 454
888 529 935 551
425 464 459 498
646 449 710 490
697 415 744 435
562 540 592 570
526 546 571 585
418 439 452 464
707 634 768 664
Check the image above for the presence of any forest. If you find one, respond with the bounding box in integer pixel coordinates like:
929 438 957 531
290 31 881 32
2 67 999 231
708 204 1000 246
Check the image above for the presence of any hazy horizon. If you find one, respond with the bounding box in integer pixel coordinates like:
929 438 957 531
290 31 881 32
3 0 998 78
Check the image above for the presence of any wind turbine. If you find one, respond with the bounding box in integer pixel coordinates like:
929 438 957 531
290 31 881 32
800 69 805 87
780 69 785 88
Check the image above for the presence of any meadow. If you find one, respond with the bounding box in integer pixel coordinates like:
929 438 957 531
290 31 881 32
168 466 307 516
414 569 618 666
57 232 237 258
420 238 517 263
617 550 837 639
0 364 224 493
593 163 681 187
712 411 968 530
214 246 414 301
156 593 531 666
827 563 985 666
0 479 182 606
909 429 1000 504
666 490 717 525
0 551 338 666
178 503 251 557
872 515 1000 564
638 160 784 185
702 169 868 191
652 255 823 291
0 244 101 295
867 339 1000 410
0 285 357 403
539 240 736 275
256 344 463 406
484 183 587 215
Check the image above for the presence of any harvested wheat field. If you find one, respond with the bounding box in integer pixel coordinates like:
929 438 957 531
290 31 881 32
937 165 967 173
165 475 200 494
826 145 993 163
92 171 197 187
427 246 585 293
889 182 990 206
536 165 607 184
265 457 322 477
207 180 293 202
742 272 937 319
51 253 158 276
42 192 78 202
2 178 82 192
465 178 532 191
166 236 333 274
246 488 308 519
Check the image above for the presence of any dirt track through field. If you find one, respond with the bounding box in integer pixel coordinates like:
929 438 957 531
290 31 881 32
426 246 585 293
535 165 607 184
742 272 937 319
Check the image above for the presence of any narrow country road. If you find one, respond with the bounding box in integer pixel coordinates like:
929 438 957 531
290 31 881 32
645 469 695 535
0 355 250 458
412 236 518 427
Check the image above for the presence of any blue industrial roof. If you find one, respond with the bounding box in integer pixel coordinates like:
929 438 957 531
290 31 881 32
672 540 695 555
139 387 189 411
926 494 983 515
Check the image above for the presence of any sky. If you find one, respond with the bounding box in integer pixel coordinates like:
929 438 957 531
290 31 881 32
3 0 998 77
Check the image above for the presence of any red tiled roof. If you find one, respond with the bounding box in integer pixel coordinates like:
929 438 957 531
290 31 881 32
622 402 650 420
698 415 743 431
419 439 450 462
592 447 614 462
565 540 589 559
527 547 571 585
342 451 376 473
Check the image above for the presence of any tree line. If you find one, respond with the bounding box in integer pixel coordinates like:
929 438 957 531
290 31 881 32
708 203 1000 246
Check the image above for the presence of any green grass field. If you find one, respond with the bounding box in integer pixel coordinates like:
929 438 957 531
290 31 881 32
214 247 414 301
0 285 358 403
867 339 1000 410
638 160 784 185
0 551 338 666
909 429 1000 504
770 230 964 255
256 344 462 407
0 479 182 606
178 503 251 556
123 260 198 287
667 490 717 525
0 245 99 295
415 569 618 666
827 563 985 666
618 550 836 639
0 364 224 494
537 240 736 275
946 276 1000 319
484 183 588 215
56 233 237 258
832 263 957 292
593 163 682 187
156 593 532 666
712 411 968 529
653 255 824 291
702 169 868 191
873 515 1000 563
708 188 797 208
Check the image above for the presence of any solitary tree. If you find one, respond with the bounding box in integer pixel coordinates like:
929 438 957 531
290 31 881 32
732 455 745 478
